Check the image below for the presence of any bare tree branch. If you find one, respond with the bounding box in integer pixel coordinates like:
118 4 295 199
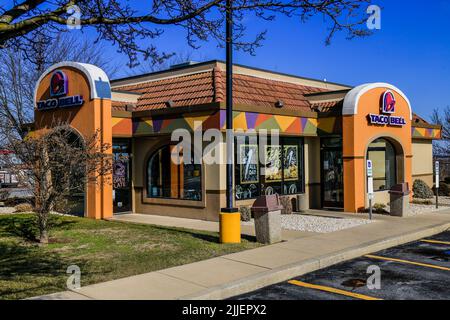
0 1 372 67
0 31 117 141
3 123 112 243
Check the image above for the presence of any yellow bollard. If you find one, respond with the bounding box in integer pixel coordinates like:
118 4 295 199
219 212 241 244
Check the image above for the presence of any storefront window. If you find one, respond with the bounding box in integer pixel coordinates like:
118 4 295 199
236 139 260 200
113 139 132 213
147 145 202 201
367 138 397 191
235 136 304 200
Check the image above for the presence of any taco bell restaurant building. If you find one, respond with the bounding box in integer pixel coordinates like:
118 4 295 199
32 60 442 220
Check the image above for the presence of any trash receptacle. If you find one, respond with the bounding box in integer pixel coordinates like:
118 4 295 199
389 183 410 217
251 194 283 244
296 194 308 213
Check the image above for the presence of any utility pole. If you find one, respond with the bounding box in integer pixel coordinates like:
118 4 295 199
220 0 241 244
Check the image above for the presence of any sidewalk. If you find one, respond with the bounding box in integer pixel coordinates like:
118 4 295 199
34 209 450 300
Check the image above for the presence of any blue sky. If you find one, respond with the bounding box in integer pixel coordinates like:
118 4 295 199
98 0 450 120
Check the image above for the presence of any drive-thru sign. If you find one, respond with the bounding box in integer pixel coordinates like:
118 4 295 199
435 161 440 189
435 161 440 209
367 160 374 199
367 160 374 220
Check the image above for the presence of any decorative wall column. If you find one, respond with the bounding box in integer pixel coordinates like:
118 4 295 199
342 83 413 213
34 62 113 219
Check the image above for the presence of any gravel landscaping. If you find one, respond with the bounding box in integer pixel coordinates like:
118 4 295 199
391 197 450 216
243 214 372 233
406 204 442 215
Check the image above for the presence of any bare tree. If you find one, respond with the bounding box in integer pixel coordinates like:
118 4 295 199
432 107 450 156
0 1 372 67
4 124 112 244
0 31 117 141
128 51 210 75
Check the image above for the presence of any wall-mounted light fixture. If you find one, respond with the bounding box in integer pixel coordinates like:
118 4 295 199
275 100 284 108
165 100 175 108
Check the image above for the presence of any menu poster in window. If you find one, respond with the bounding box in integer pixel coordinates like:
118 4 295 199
283 145 299 181
113 154 129 189
240 144 259 184
264 145 282 182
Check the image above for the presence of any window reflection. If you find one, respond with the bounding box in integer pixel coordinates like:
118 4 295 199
147 145 202 201
367 138 397 191
235 136 304 200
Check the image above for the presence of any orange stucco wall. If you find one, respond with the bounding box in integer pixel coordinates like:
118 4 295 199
34 66 113 219
343 87 412 213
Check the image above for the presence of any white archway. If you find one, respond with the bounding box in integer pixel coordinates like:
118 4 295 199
343 83 413 120
34 61 111 102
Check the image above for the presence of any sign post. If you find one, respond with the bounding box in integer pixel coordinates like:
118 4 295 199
435 161 440 209
367 160 374 220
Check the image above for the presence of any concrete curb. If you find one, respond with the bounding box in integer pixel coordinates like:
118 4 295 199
180 221 450 300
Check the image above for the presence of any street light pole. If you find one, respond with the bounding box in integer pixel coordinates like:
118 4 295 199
220 0 241 243
225 0 234 212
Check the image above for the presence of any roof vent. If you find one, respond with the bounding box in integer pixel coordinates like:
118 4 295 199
165 100 175 108
275 100 284 108
170 61 199 69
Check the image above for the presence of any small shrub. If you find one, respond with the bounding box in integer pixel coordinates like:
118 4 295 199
373 203 388 214
0 189 10 201
413 179 434 199
14 203 34 213
239 205 252 222
444 177 450 184
434 182 450 196
280 196 293 215
4 197 33 207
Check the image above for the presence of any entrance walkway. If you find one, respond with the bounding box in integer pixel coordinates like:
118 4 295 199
34 209 450 300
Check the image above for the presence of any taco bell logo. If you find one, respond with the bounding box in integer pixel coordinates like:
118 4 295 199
37 70 84 111
368 90 405 127
50 70 68 97
382 90 396 114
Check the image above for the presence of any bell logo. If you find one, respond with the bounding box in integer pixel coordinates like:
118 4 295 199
37 70 84 111
369 90 405 127
382 90 396 114
50 70 68 97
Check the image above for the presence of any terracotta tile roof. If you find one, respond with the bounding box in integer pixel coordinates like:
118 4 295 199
310 100 343 113
229 71 326 111
112 72 436 128
412 113 429 125
112 101 135 112
310 102 435 126
112 67 329 112
115 71 215 111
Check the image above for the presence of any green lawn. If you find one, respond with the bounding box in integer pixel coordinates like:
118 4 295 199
0 214 260 300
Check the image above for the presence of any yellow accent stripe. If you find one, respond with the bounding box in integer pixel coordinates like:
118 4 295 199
420 239 450 246
365 254 450 271
288 280 382 301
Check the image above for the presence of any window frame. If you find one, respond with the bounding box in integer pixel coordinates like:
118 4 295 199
234 135 306 200
367 138 398 192
145 143 203 202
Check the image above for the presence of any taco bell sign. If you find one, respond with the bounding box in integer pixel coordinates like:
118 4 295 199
368 91 406 127
37 70 84 111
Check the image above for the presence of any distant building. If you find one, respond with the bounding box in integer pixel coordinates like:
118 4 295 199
0 150 20 188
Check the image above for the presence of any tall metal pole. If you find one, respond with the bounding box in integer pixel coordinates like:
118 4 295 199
220 0 240 244
225 0 235 212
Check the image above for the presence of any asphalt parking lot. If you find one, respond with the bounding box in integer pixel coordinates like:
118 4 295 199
233 230 450 300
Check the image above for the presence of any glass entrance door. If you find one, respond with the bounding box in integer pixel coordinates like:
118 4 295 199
321 138 344 208
113 139 131 213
